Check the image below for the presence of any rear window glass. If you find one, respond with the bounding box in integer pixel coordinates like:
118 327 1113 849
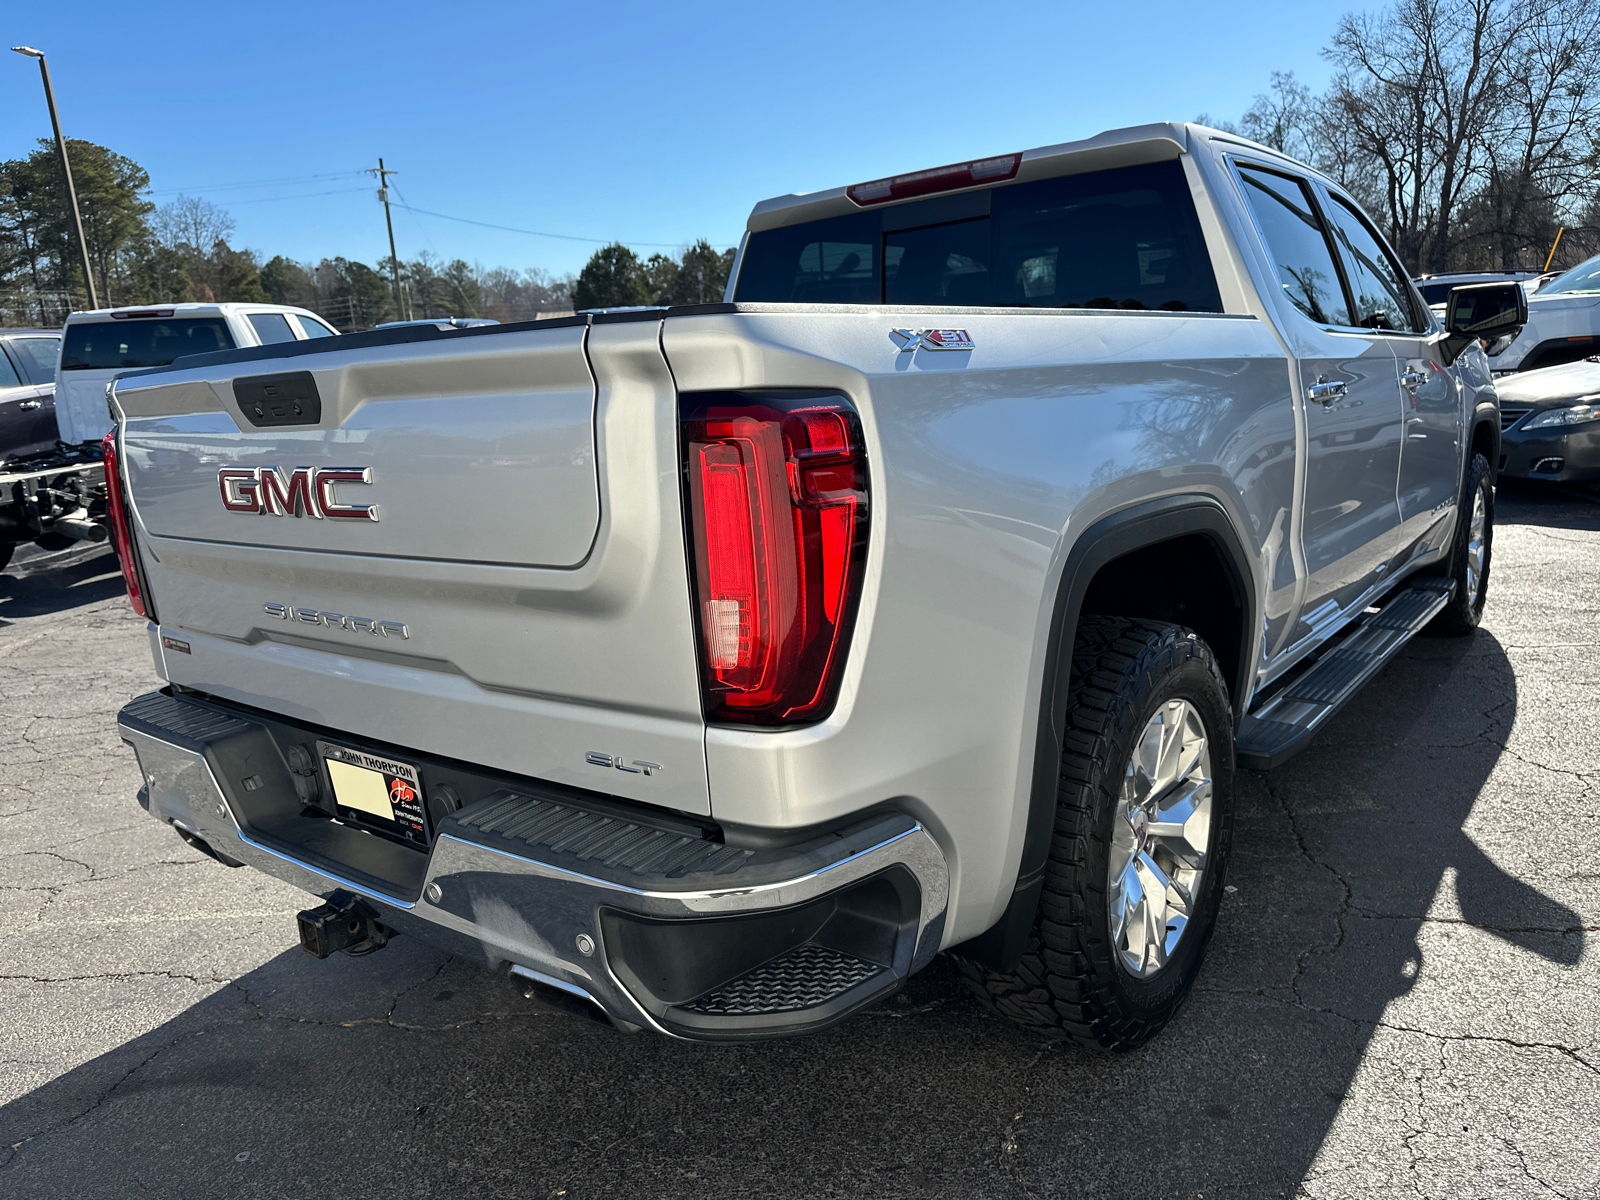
735 159 1223 313
9 336 59 384
1416 283 1454 306
247 312 296 344
60 318 235 370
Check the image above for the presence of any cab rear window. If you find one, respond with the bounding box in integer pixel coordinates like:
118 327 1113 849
735 159 1222 313
60 318 236 370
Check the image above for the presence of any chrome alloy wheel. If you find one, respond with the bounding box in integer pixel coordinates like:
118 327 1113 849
1465 484 1487 601
1107 699 1214 978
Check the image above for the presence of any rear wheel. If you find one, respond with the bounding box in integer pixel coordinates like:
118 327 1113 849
1426 451 1493 637
957 616 1235 1050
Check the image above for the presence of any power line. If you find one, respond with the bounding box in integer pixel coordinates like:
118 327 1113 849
145 170 368 196
224 186 372 206
390 201 736 250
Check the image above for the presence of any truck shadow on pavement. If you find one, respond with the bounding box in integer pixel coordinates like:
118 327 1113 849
0 544 125 623
0 628 1579 1200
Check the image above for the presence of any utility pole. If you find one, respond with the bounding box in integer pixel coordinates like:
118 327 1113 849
370 158 407 319
12 46 99 310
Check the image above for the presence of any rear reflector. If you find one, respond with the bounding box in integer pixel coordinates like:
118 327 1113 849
847 153 1021 206
100 430 150 619
682 395 869 726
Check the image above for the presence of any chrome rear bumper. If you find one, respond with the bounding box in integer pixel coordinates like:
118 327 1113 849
118 689 949 1040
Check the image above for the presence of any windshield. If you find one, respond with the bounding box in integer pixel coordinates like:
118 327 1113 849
1541 255 1600 296
60 317 235 370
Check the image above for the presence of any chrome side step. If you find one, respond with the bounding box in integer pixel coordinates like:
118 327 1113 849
1236 578 1455 771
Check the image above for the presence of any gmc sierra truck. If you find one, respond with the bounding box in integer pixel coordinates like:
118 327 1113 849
107 123 1523 1049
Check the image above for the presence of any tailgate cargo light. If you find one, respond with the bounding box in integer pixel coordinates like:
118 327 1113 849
101 430 151 619
110 309 175 319
682 395 869 725
846 153 1021 206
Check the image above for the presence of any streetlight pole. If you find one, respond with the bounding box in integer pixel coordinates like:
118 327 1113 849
11 46 99 311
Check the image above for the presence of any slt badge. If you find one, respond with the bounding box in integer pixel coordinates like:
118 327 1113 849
893 328 975 352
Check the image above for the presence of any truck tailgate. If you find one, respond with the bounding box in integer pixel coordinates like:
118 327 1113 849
111 320 711 814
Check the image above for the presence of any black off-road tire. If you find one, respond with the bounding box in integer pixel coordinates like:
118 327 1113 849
956 616 1235 1050
1425 452 1494 637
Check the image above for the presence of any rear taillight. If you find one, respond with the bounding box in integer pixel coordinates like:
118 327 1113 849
100 429 150 619
682 395 869 726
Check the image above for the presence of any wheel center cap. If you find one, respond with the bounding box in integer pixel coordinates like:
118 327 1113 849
1131 808 1149 855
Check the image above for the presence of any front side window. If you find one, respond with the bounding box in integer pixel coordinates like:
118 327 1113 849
9 336 60 384
247 312 296 344
1236 166 1351 327
735 159 1223 313
0 348 22 389
60 318 236 370
1323 195 1425 332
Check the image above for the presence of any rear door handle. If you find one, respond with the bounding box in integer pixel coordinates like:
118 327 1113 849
1307 379 1348 406
1400 369 1428 390
18 400 41 411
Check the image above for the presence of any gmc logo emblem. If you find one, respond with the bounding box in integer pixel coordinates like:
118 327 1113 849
218 466 378 521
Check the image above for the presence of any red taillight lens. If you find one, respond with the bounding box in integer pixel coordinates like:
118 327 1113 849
846 153 1021 206
100 429 149 619
682 395 869 726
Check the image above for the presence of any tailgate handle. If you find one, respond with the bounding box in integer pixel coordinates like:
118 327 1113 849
234 371 322 428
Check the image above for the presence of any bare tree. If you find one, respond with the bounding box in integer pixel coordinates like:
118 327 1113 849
1479 0 1600 266
151 195 235 253
1239 71 1318 162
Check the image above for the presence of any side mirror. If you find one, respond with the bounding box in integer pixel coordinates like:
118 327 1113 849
1442 281 1527 364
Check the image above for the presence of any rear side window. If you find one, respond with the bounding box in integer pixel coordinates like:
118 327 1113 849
247 312 296 344
0 348 22 389
1236 166 1351 328
1322 195 1426 332
9 336 59 384
736 159 1223 313
60 318 236 370
294 315 338 338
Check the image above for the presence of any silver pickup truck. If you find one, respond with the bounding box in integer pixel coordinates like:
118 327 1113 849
107 122 1523 1049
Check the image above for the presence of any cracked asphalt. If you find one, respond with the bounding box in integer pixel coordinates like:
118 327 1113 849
1 482 1597 1200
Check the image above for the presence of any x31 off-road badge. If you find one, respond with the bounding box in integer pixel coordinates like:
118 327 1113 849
892 328 975 352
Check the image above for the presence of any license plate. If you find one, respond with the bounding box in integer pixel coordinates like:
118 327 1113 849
317 741 427 841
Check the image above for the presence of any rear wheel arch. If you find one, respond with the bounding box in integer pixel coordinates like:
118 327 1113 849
954 494 1257 972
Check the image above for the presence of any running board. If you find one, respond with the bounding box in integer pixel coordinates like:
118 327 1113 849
1236 578 1455 771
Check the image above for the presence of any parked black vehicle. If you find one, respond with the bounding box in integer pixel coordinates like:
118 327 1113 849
1496 355 1600 484
0 327 111 574
0 328 62 463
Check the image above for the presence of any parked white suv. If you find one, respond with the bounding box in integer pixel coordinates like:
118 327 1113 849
53 302 340 446
1483 253 1600 375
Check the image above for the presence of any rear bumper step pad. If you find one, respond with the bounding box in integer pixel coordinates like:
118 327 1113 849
117 688 949 1040
1236 579 1455 771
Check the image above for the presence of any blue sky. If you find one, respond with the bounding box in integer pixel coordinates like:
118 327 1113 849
4 2 1355 278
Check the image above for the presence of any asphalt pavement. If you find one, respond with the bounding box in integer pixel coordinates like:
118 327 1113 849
1 484 1596 1200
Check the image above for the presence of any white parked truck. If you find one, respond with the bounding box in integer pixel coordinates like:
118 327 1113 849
107 124 1521 1047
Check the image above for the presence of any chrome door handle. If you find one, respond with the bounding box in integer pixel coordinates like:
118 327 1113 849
18 400 41 411
1400 369 1428 390
1307 379 1348 406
